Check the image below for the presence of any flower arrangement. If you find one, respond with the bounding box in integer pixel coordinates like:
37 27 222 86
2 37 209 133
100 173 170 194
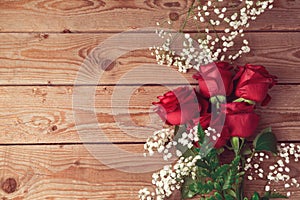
138 1 300 200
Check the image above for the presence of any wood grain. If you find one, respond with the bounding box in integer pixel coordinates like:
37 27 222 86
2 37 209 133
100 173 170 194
0 0 299 32
0 32 299 85
0 0 299 199
0 85 299 144
0 144 299 199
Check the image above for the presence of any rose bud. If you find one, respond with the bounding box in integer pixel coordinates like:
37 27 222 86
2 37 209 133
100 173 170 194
234 64 277 106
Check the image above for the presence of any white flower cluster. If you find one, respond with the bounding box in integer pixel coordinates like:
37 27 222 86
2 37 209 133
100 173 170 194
143 128 175 159
245 151 270 179
244 143 300 198
177 126 199 150
151 0 274 73
143 126 201 161
150 31 213 73
264 143 300 197
138 155 201 200
204 127 220 142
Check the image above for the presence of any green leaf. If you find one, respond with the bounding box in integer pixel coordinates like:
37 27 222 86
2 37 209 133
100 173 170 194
226 189 237 198
198 123 205 143
206 196 216 200
181 177 198 199
242 147 253 156
264 191 288 199
213 164 230 180
224 194 235 200
222 169 234 190
253 128 278 154
251 192 260 200
214 182 221 191
214 192 223 200
195 181 214 194
233 97 256 105
216 147 224 155
182 189 197 199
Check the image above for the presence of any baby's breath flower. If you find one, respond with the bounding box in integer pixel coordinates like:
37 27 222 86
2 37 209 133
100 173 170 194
144 128 174 158
152 0 274 72
139 154 201 200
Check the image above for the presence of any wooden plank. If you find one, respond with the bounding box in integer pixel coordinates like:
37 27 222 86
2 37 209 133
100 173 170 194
0 32 299 85
0 0 299 32
0 85 299 144
0 144 299 199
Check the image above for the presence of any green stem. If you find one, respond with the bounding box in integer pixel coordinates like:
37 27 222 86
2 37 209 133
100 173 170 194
234 138 247 200
237 155 247 200
179 0 196 32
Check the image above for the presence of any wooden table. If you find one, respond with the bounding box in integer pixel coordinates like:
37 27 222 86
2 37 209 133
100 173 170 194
0 0 299 199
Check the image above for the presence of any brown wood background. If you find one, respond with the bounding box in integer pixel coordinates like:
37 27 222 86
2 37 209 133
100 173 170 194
0 0 299 199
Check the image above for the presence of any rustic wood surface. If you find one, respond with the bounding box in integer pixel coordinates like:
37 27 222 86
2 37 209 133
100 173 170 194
0 0 299 199
0 32 299 85
0 0 299 32
0 144 298 199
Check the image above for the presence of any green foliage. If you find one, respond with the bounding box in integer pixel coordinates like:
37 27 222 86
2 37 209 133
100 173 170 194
244 191 288 200
181 147 243 199
251 192 260 200
180 124 280 200
233 97 256 105
263 191 288 199
253 128 277 154
198 123 205 143
181 176 198 199
242 147 253 156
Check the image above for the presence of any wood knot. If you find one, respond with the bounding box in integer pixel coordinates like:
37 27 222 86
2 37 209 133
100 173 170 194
2 178 17 194
169 12 179 21
41 33 49 39
74 160 80 165
51 125 58 131
100 59 115 71
62 29 72 33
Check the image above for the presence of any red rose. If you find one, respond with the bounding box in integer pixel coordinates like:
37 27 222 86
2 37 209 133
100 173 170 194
152 87 205 125
193 62 234 98
221 102 260 138
234 64 277 105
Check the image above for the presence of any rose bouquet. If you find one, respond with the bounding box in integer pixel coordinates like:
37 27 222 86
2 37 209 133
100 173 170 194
138 1 300 199
139 62 285 200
